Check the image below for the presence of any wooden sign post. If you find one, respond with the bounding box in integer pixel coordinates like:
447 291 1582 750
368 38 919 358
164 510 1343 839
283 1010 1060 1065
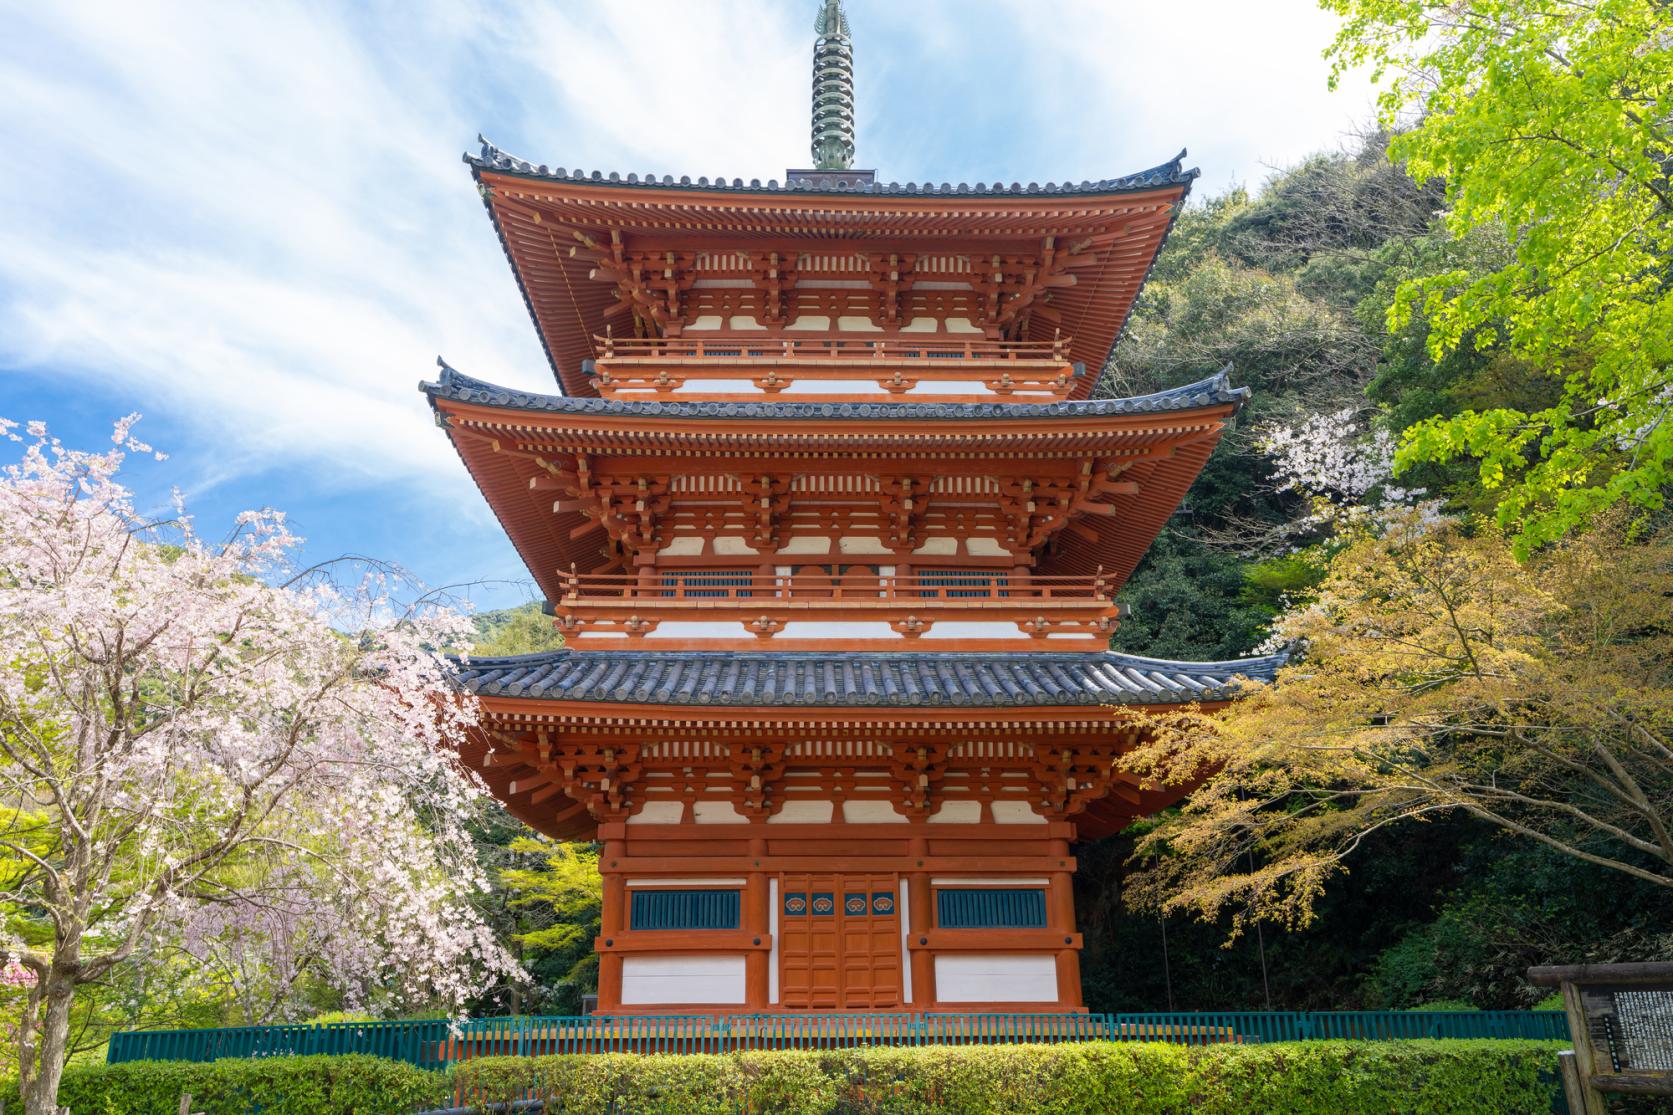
1528 962 1673 1114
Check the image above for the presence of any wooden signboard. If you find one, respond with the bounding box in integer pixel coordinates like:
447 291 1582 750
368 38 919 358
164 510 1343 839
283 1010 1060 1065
1528 962 1673 1114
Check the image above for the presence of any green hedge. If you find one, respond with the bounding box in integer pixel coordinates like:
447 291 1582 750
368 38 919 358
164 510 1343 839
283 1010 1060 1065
452 1042 1564 1115
0 1055 448 1115
2 1041 1564 1114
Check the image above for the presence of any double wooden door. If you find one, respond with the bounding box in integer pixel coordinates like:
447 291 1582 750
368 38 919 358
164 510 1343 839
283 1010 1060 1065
779 873 902 1010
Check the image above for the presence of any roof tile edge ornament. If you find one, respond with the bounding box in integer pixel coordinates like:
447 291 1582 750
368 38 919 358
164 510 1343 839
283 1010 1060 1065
449 649 1287 708
465 136 1199 199
421 357 1248 421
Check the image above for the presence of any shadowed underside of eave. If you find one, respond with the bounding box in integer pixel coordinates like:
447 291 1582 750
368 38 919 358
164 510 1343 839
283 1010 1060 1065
466 140 1198 399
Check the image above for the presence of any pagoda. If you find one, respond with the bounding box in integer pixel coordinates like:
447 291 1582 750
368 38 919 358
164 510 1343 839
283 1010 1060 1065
425 0 1279 1015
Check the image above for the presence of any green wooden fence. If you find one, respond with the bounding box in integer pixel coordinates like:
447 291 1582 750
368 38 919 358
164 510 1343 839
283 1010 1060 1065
106 1010 1570 1068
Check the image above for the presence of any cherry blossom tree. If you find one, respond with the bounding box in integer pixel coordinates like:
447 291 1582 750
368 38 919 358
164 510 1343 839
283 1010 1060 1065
0 417 516 1115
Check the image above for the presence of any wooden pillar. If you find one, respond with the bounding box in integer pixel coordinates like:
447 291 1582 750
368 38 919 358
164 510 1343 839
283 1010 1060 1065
1047 838 1081 1009
597 839 627 1011
744 835 770 1009
1560 980 1613 1115
907 836 935 1008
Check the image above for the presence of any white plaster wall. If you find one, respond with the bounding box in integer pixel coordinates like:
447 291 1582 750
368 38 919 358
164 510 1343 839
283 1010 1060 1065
768 800 834 824
918 622 1029 640
909 381 992 396
773 622 900 640
783 380 880 394
842 801 906 823
992 801 1046 824
642 622 755 639
626 801 685 825
926 801 982 824
694 801 747 824
933 955 1058 1003
769 878 781 1004
673 379 757 392
620 955 746 1005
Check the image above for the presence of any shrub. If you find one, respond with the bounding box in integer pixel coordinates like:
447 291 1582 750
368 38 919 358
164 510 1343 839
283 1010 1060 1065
0 1055 448 1115
453 1040 1561 1115
4 1041 1563 1114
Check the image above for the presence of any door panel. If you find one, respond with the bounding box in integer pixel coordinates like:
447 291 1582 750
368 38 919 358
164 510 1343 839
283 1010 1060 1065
781 874 900 1009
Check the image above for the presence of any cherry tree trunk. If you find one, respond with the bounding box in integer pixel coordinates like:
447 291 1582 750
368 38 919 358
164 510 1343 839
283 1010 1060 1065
20 968 76 1115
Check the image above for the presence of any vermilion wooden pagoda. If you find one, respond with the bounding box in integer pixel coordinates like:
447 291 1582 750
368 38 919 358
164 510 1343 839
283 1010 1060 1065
425 1 1278 1015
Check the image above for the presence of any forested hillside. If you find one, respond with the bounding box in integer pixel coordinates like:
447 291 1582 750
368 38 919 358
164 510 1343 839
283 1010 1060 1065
1073 132 1673 1012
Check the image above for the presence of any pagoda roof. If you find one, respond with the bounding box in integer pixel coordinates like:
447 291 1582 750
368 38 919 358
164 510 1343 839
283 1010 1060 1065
422 360 1247 422
467 139 1196 400
454 648 1284 709
423 361 1242 600
468 137 1200 199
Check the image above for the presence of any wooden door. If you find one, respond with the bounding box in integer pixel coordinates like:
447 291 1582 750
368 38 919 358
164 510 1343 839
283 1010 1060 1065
780 874 901 1010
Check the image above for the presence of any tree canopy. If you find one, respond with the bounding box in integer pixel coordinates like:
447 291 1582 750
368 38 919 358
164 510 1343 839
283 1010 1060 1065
0 418 516 1114
1325 0 1673 549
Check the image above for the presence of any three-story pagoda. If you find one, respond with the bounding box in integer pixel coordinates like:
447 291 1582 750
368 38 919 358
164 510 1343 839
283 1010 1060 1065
425 1 1279 1015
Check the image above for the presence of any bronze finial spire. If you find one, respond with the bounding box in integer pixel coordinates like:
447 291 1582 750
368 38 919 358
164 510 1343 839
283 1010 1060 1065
811 0 855 170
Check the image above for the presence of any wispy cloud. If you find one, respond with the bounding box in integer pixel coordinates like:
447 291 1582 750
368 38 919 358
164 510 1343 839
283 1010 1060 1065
0 0 1371 583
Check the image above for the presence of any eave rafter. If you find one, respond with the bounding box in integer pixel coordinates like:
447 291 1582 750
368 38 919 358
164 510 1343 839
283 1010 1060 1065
471 714 1181 842
475 174 1191 394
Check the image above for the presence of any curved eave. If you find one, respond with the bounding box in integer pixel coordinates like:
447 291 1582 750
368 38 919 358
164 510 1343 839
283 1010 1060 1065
422 360 1247 423
466 139 1198 399
422 363 1244 598
467 137 1200 199
453 649 1284 709
455 647 1282 842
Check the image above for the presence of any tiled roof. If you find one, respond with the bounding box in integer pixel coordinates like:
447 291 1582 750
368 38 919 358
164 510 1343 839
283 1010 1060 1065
466 137 1200 198
422 360 1247 421
453 649 1284 708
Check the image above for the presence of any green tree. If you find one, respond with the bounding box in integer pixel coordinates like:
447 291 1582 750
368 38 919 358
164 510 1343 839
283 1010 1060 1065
1325 0 1673 548
472 602 566 656
1125 516 1673 939
499 838 602 1012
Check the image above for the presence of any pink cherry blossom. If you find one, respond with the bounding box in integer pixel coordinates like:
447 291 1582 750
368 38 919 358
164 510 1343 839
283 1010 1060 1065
0 416 517 1114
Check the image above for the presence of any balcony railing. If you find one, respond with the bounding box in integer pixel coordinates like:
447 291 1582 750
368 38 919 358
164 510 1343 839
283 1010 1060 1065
558 570 1114 604
589 334 1080 399
596 334 1071 362
550 570 1121 648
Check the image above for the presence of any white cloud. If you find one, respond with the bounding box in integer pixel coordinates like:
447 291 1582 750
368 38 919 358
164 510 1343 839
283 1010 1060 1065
0 0 1379 561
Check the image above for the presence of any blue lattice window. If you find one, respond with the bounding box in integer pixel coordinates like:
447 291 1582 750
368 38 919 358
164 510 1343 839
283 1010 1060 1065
935 888 1047 928
629 889 741 930
661 569 753 599
917 569 1008 599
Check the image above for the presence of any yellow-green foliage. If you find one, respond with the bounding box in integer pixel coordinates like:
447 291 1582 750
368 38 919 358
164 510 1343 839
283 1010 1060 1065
450 1041 1559 1115
4 1042 1564 1114
0 1055 447 1114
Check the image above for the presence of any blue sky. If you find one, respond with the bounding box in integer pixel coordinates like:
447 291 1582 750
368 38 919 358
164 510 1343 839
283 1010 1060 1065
0 0 1373 612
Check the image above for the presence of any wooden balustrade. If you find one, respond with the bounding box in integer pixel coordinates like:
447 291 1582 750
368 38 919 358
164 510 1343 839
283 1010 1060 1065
558 570 1112 604
595 334 1071 363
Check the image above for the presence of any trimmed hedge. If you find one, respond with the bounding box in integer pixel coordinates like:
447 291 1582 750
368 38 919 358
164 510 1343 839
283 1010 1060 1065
1 1041 1565 1114
452 1042 1564 1114
0 1055 448 1114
